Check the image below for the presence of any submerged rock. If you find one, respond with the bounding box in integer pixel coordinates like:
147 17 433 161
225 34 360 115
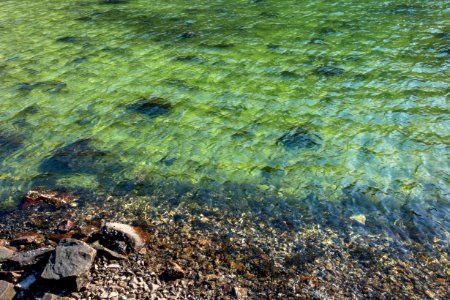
39 139 107 175
126 97 172 119
350 214 366 225
277 127 321 149
100 223 148 254
23 190 79 208
101 0 129 4
314 65 344 77
0 280 15 300
56 36 79 43
0 130 24 158
41 239 96 280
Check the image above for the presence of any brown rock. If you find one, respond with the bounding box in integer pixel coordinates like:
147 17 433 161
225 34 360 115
101 223 149 254
80 225 99 237
49 233 76 242
11 232 44 246
0 280 16 300
0 246 15 262
0 271 22 283
23 190 78 209
41 239 96 280
58 220 75 233
160 262 186 281
9 247 54 266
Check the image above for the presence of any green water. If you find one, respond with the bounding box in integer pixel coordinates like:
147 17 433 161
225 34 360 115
0 0 449 234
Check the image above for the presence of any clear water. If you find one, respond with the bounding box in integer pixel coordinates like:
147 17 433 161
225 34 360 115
0 1 449 237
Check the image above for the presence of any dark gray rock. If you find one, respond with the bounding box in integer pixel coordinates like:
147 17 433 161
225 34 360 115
41 239 96 280
0 280 16 300
9 247 54 266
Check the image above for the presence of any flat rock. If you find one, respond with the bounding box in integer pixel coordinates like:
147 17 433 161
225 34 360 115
41 239 96 280
9 247 54 266
0 280 16 300
91 241 128 260
0 246 15 262
101 223 148 254
43 292 72 300
11 232 45 246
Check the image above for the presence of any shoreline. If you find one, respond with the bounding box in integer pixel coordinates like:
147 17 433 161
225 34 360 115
0 189 449 299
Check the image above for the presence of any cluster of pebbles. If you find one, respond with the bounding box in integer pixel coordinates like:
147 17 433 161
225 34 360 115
0 190 448 299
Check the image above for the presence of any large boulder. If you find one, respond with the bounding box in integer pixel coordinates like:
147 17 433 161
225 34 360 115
41 239 96 280
101 223 149 254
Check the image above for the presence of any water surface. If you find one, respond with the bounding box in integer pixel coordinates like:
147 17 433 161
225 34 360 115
0 0 449 240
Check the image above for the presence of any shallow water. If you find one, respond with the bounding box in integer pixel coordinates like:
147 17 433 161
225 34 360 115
0 0 449 240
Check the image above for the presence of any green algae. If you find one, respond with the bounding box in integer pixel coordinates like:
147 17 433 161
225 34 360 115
0 0 449 234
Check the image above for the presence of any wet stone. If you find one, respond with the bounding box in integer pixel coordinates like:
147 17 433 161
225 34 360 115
277 127 321 149
126 97 172 119
314 65 344 77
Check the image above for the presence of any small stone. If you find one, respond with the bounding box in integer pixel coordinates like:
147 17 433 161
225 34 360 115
80 225 100 237
58 220 75 233
160 262 186 281
42 293 70 300
0 246 15 262
41 239 96 280
350 214 366 225
233 287 248 299
109 291 119 298
0 280 16 300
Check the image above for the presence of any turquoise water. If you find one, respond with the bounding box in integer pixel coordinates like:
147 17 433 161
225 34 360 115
0 1 449 238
